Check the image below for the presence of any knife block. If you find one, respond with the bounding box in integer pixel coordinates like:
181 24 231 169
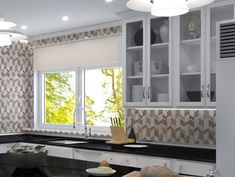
106 126 127 144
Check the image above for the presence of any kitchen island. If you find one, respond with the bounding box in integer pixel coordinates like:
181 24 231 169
0 154 138 177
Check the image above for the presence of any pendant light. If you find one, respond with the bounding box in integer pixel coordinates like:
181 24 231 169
126 0 215 17
126 0 153 12
151 0 189 17
0 17 27 47
187 0 215 9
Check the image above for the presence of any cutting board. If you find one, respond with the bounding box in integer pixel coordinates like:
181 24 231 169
122 171 197 177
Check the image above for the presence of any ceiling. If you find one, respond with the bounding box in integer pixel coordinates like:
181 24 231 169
0 0 128 37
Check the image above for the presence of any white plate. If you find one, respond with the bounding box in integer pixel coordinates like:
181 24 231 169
86 168 116 176
124 144 149 148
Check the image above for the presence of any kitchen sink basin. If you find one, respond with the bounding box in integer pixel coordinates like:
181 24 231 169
47 140 88 145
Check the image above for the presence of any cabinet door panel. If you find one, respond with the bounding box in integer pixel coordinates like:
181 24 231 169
147 17 172 107
178 9 205 107
136 156 171 168
206 2 234 107
123 18 147 107
102 152 137 167
73 148 104 162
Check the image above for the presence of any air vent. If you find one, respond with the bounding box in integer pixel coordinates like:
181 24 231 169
220 22 235 59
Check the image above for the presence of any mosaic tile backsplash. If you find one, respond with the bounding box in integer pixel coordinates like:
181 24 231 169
33 26 121 48
126 109 216 146
0 43 34 133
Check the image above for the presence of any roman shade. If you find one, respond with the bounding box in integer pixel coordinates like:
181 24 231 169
34 35 122 70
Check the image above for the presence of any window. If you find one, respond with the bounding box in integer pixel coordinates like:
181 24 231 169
37 65 123 132
40 71 76 126
84 67 123 127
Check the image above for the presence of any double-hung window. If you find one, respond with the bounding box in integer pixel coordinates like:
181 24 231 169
37 65 123 134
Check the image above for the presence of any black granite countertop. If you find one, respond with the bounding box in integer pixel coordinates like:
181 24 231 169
0 134 216 163
0 154 139 177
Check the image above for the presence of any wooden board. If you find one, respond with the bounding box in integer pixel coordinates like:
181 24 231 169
105 140 127 145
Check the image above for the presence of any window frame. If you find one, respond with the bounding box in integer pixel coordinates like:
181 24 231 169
35 62 123 134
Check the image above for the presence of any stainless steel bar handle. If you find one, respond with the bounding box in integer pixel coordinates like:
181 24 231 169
201 84 204 98
143 87 146 99
207 84 210 98
148 87 151 99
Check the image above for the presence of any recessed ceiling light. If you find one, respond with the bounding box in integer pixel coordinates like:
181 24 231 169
62 16 69 21
105 0 113 3
21 25 28 30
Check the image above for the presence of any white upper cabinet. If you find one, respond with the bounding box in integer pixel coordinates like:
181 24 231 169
123 17 147 107
177 9 206 107
206 1 235 107
147 17 172 107
123 0 235 108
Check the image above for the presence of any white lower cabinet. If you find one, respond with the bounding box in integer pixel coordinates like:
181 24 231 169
18 143 73 159
0 143 15 154
73 148 104 163
171 159 215 177
136 156 171 168
102 152 137 167
43 145 73 159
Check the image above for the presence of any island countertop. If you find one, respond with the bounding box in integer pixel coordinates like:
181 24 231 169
0 154 139 177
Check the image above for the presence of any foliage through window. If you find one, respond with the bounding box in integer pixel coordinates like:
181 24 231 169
84 67 124 126
43 71 76 125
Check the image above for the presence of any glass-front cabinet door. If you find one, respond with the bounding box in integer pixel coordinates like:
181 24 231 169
206 2 234 106
124 18 146 107
179 9 205 106
147 17 172 106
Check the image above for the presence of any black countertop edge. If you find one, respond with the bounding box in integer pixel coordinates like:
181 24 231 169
0 134 216 163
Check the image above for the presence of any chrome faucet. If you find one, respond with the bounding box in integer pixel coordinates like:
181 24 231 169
73 107 88 140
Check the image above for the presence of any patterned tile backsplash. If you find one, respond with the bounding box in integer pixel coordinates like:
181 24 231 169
0 43 34 133
126 109 216 146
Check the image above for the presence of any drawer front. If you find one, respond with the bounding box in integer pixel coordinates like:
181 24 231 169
0 143 16 153
136 156 171 168
19 143 73 159
45 145 73 159
171 159 215 176
73 148 104 162
102 152 137 167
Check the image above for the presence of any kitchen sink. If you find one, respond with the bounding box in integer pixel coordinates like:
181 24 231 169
47 140 88 145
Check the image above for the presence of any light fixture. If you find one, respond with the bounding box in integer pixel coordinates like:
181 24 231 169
187 0 215 9
0 33 11 46
0 17 27 47
151 0 189 17
62 16 69 21
126 0 215 17
126 0 153 12
0 18 16 29
105 0 113 2
21 25 28 30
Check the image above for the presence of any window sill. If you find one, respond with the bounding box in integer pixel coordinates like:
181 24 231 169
22 128 111 140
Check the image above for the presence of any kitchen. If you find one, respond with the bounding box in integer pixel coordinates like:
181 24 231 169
0 0 234 177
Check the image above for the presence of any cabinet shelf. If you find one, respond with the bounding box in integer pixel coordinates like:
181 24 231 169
181 72 201 76
151 74 169 78
151 43 169 49
181 39 201 46
127 46 143 51
127 75 143 79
